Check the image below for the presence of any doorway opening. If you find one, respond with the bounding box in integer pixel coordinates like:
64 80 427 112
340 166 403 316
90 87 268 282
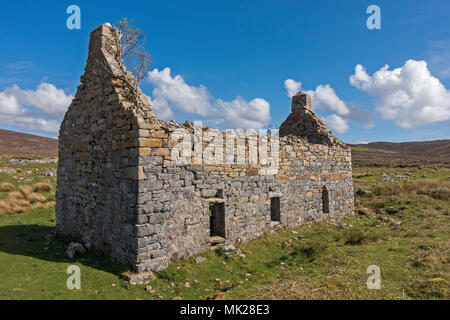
210 202 225 237
270 197 281 222
322 187 330 213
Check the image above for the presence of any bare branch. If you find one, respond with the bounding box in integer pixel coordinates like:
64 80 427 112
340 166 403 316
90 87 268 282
112 18 151 107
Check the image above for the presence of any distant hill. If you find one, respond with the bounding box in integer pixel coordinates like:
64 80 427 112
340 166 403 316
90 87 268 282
0 129 58 158
349 140 450 167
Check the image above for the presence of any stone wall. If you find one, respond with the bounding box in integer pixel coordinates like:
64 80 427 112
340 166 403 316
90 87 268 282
131 123 353 271
56 23 153 264
56 23 354 272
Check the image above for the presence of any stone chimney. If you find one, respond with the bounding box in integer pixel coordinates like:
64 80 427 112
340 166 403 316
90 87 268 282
291 91 312 112
279 91 338 145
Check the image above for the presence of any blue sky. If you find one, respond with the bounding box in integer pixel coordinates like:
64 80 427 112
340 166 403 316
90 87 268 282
0 0 449 143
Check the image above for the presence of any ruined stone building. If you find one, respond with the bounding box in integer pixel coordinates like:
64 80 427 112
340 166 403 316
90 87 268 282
56 23 354 272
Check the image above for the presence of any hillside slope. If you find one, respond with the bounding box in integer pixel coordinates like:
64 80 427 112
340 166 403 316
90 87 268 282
0 129 58 158
349 140 450 167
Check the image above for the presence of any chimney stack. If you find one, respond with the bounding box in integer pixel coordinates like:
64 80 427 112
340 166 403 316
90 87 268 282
291 91 312 112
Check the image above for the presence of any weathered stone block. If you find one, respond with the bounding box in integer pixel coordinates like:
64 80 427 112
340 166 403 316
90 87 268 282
139 138 162 148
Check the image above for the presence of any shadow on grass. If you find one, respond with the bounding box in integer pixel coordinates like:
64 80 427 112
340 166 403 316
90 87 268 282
0 224 130 276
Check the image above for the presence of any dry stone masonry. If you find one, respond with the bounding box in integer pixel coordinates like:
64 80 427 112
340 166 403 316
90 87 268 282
56 23 354 272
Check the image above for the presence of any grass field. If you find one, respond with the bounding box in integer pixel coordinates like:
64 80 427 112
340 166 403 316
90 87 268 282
0 158 448 300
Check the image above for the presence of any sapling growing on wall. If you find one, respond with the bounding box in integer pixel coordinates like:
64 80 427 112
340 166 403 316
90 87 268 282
113 18 151 106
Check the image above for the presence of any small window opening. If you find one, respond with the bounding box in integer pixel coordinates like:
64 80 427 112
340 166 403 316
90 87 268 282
216 189 223 198
270 197 281 221
210 202 225 237
322 187 330 213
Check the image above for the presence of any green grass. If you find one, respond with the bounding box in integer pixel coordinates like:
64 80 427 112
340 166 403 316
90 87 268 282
0 163 448 299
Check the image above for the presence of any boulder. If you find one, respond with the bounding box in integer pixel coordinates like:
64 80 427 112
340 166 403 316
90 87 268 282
195 256 206 264
66 242 86 259
218 244 236 252
121 271 156 285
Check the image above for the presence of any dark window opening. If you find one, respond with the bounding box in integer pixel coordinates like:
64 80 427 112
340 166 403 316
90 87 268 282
210 203 225 237
322 187 330 213
216 189 223 198
270 197 281 221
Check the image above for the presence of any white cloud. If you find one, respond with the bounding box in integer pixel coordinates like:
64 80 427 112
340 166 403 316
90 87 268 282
147 68 212 116
0 113 60 134
214 97 271 129
4 83 73 118
0 92 23 115
0 82 73 134
323 114 349 134
284 79 302 97
306 84 350 116
146 67 271 129
350 59 450 128
145 94 174 120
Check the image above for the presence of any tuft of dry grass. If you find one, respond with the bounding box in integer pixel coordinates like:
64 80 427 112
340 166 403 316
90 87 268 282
415 179 450 201
0 182 15 192
30 202 44 210
33 182 52 193
343 227 378 245
8 191 24 200
0 199 10 215
411 242 450 272
372 182 415 196
353 172 374 178
0 186 52 215
291 240 328 259
419 208 440 217
18 185 32 199
28 193 47 203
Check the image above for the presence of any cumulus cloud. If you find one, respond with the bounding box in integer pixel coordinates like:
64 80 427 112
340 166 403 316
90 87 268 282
283 78 374 134
284 79 302 97
350 59 450 128
4 83 73 119
147 67 271 129
147 68 212 116
0 83 73 134
214 97 270 129
145 94 174 120
0 113 60 134
0 92 23 115
306 85 349 116
323 114 349 134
